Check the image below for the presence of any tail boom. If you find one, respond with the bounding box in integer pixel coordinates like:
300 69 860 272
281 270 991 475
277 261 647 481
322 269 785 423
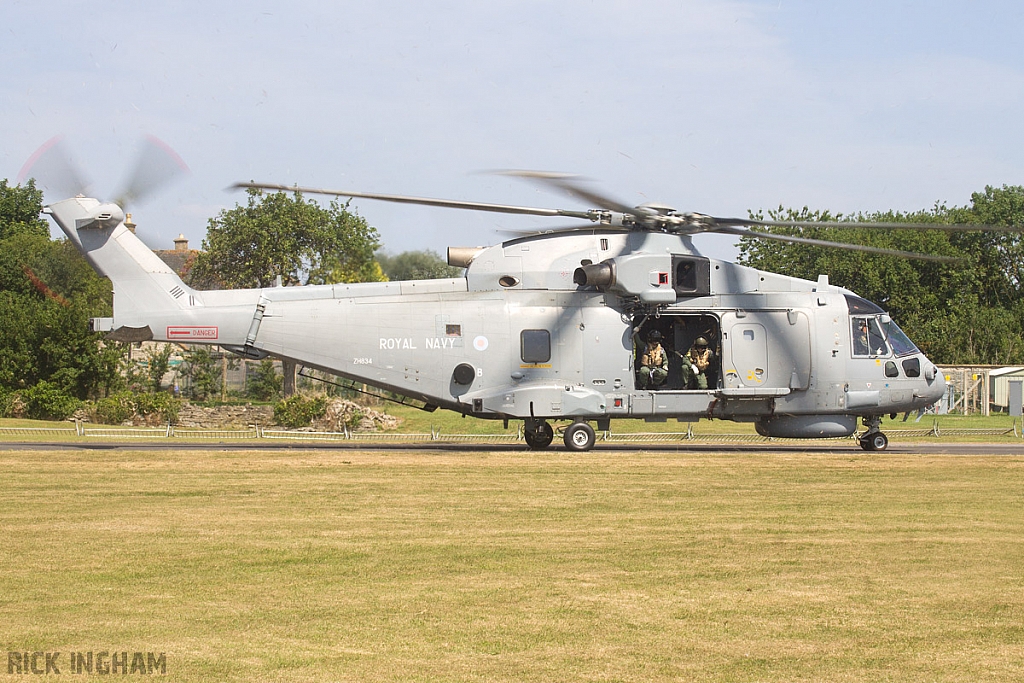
44 196 257 345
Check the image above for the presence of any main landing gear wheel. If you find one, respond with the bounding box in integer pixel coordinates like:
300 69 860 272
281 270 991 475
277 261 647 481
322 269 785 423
563 422 596 451
859 432 889 451
525 422 554 450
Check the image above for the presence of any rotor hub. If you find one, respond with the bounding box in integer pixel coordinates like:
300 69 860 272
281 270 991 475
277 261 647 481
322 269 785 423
636 202 677 216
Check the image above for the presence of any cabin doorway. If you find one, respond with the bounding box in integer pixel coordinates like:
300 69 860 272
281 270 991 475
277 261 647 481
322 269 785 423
632 313 721 390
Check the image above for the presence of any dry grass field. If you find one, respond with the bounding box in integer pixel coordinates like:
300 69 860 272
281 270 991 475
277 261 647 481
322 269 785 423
1 446 1023 681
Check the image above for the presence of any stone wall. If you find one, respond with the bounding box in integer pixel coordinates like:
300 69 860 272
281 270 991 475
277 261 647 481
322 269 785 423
77 398 400 431
309 399 400 432
174 403 274 428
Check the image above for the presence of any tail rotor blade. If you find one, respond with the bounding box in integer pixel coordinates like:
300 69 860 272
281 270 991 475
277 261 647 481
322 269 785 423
115 135 190 207
17 135 91 201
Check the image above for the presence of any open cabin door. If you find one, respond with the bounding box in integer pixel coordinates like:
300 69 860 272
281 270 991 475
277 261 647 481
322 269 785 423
630 313 722 391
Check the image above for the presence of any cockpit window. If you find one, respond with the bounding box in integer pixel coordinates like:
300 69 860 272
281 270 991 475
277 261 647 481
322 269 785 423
882 319 920 357
844 294 885 314
852 317 889 357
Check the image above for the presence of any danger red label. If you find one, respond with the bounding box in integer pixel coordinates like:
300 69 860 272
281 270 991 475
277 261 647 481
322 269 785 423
167 326 219 340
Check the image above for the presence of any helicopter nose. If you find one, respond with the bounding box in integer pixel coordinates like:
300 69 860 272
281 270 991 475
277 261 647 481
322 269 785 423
919 361 946 404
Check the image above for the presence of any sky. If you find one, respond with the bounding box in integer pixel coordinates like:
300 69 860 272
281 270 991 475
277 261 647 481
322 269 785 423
3 0 1023 261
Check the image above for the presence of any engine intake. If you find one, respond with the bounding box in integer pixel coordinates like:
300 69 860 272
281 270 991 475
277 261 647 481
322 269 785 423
447 247 485 269
573 261 615 287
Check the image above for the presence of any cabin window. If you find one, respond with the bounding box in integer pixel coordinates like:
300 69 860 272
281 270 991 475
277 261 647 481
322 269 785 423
902 358 921 377
521 329 551 363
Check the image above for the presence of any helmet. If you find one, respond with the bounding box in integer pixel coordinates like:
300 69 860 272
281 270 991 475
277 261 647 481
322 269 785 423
648 330 662 342
694 337 708 347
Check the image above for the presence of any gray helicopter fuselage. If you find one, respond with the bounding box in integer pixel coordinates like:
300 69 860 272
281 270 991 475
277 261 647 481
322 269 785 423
46 196 946 441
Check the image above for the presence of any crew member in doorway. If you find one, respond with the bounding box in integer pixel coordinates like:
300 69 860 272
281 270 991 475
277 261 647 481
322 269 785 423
681 337 716 389
637 330 669 389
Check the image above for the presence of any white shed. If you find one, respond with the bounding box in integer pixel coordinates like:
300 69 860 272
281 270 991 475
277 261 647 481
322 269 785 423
990 367 1024 412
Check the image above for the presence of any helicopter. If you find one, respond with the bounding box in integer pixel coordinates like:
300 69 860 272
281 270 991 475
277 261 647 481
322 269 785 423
43 169 1014 452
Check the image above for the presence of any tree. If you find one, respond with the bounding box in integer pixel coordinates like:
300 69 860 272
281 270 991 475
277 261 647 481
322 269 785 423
187 188 385 288
246 359 282 401
376 249 463 281
0 179 50 240
0 180 124 408
179 347 222 401
736 187 1024 365
947 185 1024 308
186 188 386 396
145 345 173 393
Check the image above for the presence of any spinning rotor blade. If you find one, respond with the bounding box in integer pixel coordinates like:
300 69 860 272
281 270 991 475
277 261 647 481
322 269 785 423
114 135 190 207
496 225 622 238
719 217 1021 233
20 135 187 209
716 225 961 263
491 170 643 218
236 172 1018 263
232 182 597 220
17 135 91 200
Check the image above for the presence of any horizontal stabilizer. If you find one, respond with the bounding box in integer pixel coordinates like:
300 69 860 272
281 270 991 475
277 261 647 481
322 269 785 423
106 325 154 343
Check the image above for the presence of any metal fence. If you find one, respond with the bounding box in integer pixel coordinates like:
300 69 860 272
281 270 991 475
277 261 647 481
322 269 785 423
0 426 79 437
0 419 1021 442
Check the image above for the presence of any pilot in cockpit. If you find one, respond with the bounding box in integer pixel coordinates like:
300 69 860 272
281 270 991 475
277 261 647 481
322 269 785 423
854 320 870 355
853 317 887 356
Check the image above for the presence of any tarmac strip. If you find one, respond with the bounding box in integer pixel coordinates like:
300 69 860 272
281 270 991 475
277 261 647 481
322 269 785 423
0 441 1021 455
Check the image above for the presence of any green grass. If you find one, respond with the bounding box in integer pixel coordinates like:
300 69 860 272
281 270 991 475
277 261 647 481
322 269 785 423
1 447 1023 681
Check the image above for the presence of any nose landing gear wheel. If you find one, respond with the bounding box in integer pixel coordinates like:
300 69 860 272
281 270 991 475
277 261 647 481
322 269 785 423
563 422 596 451
525 422 554 450
859 432 889 451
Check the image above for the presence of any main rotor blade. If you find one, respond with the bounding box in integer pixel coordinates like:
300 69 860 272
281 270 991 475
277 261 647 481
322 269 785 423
715 217 1021 232
232 182 596 220
492 170 643 218
717 226 962 263
497 225 626 238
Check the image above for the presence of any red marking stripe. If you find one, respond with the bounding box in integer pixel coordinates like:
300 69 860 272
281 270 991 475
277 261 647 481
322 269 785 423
166 326 218 339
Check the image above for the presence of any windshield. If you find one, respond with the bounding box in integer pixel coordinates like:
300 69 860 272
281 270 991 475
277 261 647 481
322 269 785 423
882 319 920 357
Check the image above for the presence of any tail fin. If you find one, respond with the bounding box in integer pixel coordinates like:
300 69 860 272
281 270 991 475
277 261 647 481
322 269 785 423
44 197 194 335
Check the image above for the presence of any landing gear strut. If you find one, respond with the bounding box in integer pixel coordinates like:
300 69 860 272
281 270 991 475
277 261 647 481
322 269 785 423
858 416 889 451
524 421 554 450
